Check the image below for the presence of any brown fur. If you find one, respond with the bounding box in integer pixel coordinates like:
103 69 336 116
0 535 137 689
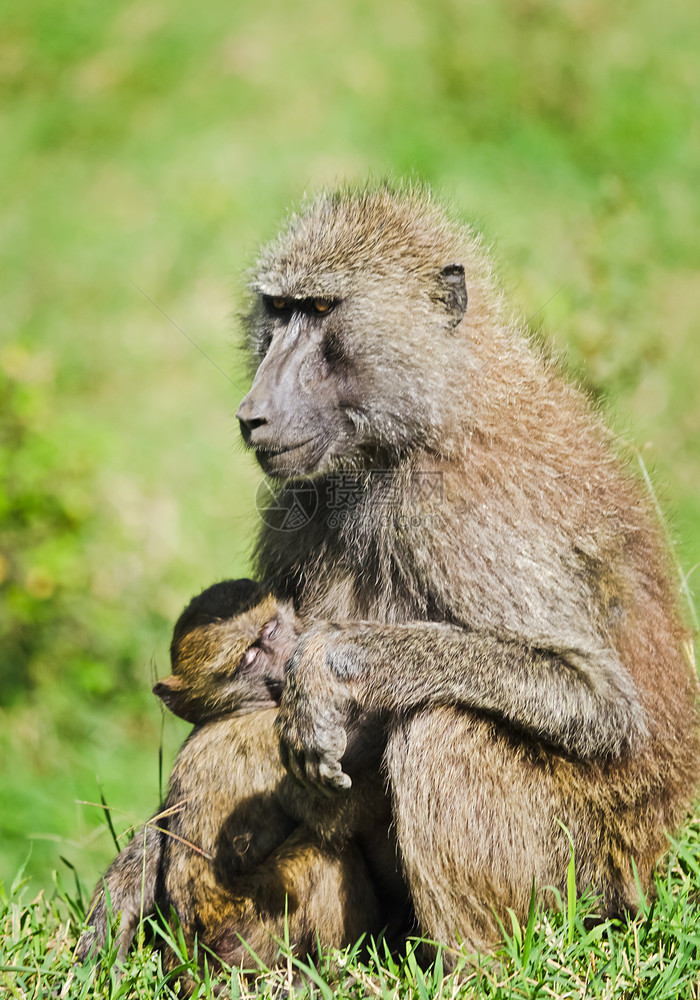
77 581 404 977
236 182 700 961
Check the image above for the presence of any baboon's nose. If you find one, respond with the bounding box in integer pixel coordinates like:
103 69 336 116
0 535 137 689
237 395 268 443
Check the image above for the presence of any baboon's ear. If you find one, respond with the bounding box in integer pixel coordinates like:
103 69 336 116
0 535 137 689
438 263 468 328
153 675 198 723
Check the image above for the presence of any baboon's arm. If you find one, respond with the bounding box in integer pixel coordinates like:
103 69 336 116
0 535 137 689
277 622 647 790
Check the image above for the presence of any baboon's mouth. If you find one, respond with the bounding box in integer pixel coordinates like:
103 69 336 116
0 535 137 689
255 435 329 478
257 437 315 460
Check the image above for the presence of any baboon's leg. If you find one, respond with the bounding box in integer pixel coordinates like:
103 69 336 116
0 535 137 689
77 824 162 963
386 706 648 961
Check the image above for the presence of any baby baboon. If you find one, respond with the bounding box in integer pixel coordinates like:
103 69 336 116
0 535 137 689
236 183 700 960
78 580 397 975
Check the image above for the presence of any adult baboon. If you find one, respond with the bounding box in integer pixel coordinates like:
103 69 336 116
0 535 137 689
236 183 700 958
78 580 399 975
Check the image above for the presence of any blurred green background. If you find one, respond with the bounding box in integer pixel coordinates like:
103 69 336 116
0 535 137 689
1 0 699 895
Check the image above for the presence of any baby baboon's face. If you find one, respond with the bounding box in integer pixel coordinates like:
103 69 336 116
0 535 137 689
155 595 299 724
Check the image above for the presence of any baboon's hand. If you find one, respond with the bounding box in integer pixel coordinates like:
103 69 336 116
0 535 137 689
276 626 353 793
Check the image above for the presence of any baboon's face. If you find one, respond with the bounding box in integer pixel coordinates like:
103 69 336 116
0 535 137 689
155 598 299 723
237 193 468 479
237 293 350 478
229 600 297 707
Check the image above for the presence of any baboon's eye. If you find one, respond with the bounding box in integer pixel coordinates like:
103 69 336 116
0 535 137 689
240 646 260 669
259 618 279 645
313 299 333 314
261 295 290 314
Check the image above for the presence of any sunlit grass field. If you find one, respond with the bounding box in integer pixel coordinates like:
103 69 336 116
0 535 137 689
1 0 700 993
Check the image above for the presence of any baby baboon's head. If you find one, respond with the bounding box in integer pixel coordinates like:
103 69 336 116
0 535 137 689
155 580 299 724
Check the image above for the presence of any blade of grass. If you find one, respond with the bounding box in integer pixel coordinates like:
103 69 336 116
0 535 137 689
522 876 538 967
556 819 577 947
96 780 120 855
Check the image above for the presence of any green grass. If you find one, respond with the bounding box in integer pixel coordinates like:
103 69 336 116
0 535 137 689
1 0 700 992
2 818 700 997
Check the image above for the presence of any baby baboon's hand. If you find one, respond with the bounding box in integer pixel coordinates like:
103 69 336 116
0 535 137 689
276 625 353 793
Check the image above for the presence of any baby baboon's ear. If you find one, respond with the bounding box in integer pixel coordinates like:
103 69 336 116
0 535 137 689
437 263 468 328
153 675 198 724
